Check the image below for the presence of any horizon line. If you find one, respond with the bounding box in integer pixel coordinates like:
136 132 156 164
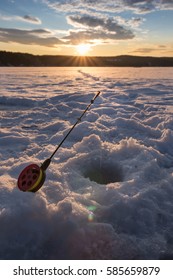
1 50 173 59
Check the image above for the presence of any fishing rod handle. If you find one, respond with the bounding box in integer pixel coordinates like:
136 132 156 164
41 158 51 171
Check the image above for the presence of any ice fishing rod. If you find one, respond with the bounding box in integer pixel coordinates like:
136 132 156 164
17 91 100 193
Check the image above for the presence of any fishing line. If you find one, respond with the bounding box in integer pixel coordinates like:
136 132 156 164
17 91 100 193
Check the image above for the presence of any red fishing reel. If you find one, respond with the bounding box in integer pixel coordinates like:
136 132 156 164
17 164 46 192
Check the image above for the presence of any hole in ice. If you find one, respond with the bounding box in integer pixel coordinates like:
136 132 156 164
83 161 123 184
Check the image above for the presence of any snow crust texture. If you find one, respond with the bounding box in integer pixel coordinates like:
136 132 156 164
0 67 173 260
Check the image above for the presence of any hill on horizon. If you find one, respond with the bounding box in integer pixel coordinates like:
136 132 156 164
0 50 173 67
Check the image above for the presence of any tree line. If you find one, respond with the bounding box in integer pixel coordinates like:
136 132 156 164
0 51 173 67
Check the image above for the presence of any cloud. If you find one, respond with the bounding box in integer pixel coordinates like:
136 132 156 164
42 1 173 46
0 14 42 24
68 14 144 30
43 0 124 13
132 47 157 54
127 17 145 27
65 14 135 44
22 15 42 24
68 14 130 33
0 15 135 48
160 0 173 9
121 0 173 13
131 45 171 54
0 27 63 47
158 44 167 48
122 0 157 14
45 0 173 14
63 29 134 45
67 14 106 29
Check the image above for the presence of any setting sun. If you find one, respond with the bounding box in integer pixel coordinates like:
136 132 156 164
76 44 91 56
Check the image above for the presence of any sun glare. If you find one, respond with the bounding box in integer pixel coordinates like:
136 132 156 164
76 44 91 56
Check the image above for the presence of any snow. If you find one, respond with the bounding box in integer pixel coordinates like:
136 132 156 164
0 66 173 260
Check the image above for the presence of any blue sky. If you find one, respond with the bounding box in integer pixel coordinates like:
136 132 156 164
0 0 173 56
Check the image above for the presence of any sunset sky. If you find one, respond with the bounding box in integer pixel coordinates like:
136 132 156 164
0 0 173 56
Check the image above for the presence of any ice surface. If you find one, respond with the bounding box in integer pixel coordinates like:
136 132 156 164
0 67 173 259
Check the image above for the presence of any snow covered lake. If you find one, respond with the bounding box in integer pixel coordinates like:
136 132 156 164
0 67 173 260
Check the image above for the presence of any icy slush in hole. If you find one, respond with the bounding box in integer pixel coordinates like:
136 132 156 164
83 161 124 184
